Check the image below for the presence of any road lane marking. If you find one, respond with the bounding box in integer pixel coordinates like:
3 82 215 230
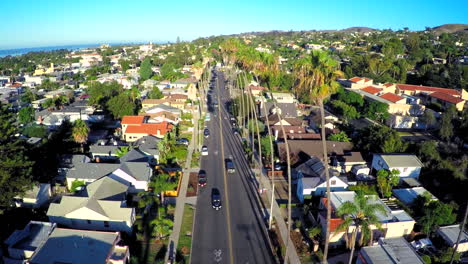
217 73 234 264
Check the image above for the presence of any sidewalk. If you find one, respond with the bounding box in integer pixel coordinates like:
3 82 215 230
165 115 199 263
255 165 301 264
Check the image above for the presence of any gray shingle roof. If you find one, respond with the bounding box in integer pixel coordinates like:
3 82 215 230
437 225 468 245
135 135 160 156
29 228 119 264
89 145 120 155
120 148 150 163
259 102 298 118
66 163 120 180
119 162 152 182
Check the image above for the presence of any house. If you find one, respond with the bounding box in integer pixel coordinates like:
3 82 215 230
267 92 296 104
357 237 424 264
308 107 340 134
277 140 353 166
65 149 153 192
347 76 374 89
295 157 347 201
396 83 467 111
246 85 266 96
272 126 321 140
263 113 305 127
141 104 181 124
133 135 161 163
3 221 56 263
121 115 173 142
428 91 465 111
141 98 186 110
437 225 468 253
318 191 415 246
14 183 51 209
89 144 121 161
28 228 129 264
258 101 298 118
187 83 197 101
392 187 438 206
47 176 135 234
371 154 423 179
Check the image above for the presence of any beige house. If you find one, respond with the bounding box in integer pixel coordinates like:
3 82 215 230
318 191 415 246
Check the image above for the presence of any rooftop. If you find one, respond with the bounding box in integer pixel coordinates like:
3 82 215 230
125 122 173 135
5 221 56 252
121 115 145 125
429 91 464 104
361 86 382 95
392 187 438 206
29 228 120 264
379 92 404 103
360 237 424 264
376 154 423 168
396 83 460 96
437 225 468 245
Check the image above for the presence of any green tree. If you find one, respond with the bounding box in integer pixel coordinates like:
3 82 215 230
147 86 164 99
42 98 55 110
119 59 130 72
116 146 130 158
247 119 265 133
260 135 274 162
337 89 364 107
418 200 457 235
331 100 360 122
376 169 400 198
22 124 47 138
139 57 153 81
439 111 454 141
293 50 344 262
72 120 89 153
150 217 173 240
422 110 436 131
364 101 389 123
18 106 35 124
21 88 37 103
106 93 136 119
86 81 123 109
70 179 86 192
356 125 407 153
417 140 440 164
336 193 387 264
327 131 350 142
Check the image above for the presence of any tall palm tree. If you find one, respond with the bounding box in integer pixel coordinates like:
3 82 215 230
72 119 90 153
293 50 343 263
336 193 387 264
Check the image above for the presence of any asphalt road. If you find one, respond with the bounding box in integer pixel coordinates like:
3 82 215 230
191 70 275 264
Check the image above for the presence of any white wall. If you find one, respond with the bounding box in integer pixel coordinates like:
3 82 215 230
48 215 133 234
371 155 421 179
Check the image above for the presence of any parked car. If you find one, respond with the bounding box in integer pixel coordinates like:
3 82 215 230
232 127 239 135
176 138 189 146
198 170 207 187
201 146 209 156
211 188 222 210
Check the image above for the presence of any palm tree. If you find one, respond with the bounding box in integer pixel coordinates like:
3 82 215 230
293 50 343 263
72 119 90 153
335 193 387 264
150 217 174 240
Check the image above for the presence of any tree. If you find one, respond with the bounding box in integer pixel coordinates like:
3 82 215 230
331 100 360 122
327 131 350 142
106 93 136 119
293 50 344 263
119 59 130 72
139 57 153 81
337 89 364 107
147 86 164 99
355 125 407 153
150 217 173 240
247 119 265 134
336 193 387 264
70 179 86 192
417 140 440 164
116 146 130 158
18 106 35 124
422 110 436 131
41 98 55 110
439 111 454 141
419 200 457 235
22 124 47 138
72 120 89 153
86 81 123 108
376 169 400 198
364 101 389 123
149 173 178 202
260 135 274 162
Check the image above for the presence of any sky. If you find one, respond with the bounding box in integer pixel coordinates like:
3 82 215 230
0 0 467 50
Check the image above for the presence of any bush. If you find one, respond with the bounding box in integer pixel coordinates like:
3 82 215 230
70 179 86 192
421 255 431 264
23 124 48 138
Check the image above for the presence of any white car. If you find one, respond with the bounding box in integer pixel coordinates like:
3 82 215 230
201 146 209 156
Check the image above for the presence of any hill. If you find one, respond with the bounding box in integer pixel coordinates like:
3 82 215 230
339 27 376 33
432 24 468 33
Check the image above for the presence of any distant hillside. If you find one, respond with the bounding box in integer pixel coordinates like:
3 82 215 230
339 27 376 33
432 24 468 33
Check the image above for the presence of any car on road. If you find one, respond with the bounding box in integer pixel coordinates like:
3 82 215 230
230 117 236 122
205 113 211 122
201 146 209 156
231 120 237 127
203 128 210 138
211 188 222 210
232 127 239 135
198 170 207 187
176 138 189 146
225 159 235 173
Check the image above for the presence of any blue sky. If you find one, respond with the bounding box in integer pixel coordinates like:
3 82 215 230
1 0 466 49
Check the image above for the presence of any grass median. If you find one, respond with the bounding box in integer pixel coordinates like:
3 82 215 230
177 204 195 260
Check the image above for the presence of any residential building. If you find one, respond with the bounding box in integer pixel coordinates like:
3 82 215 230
47 176 135 233
437 225 468 253
357 237 424 264
141 104 182 124
258 101 298 118
14 183 51 209
3 221 56 263
272 126 321 140
347 76 374 89
121 115 173 142
318 191 416 246
142 98 186 110
33 63 55 76
246 84 266 96
371 154 423 179
278 140 353 166
392 187 438 206
28 228 129 264
267 92 296 104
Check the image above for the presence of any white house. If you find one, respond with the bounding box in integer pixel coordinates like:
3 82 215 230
297 176 348 202
437 225 468 253
14 183 51 209
371 154 423 179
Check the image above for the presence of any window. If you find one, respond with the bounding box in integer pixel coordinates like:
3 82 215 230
87 220 92 224
403 168 408 172
104 221 110 227
330 180 336 185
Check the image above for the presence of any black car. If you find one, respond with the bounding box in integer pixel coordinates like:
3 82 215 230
232 127 239 135
176 138 189 146
203 128 210 138
198 170 207 187
211 188 222 210
231 120 237 127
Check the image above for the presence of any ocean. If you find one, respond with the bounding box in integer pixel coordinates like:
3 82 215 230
0 42 142 58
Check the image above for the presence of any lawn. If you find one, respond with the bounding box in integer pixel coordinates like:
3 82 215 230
177 204 195 260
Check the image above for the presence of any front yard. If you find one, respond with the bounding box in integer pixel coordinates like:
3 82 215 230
177 204 195 263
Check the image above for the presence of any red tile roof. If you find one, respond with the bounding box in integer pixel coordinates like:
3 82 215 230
330 218 345 233
364 78 371 82
349 77 362 83
396 84 460 96
361 86 382 95
429 91 464 104
125 122 173 135
121 116 145 125
379 93 405 103
383 83 394 88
